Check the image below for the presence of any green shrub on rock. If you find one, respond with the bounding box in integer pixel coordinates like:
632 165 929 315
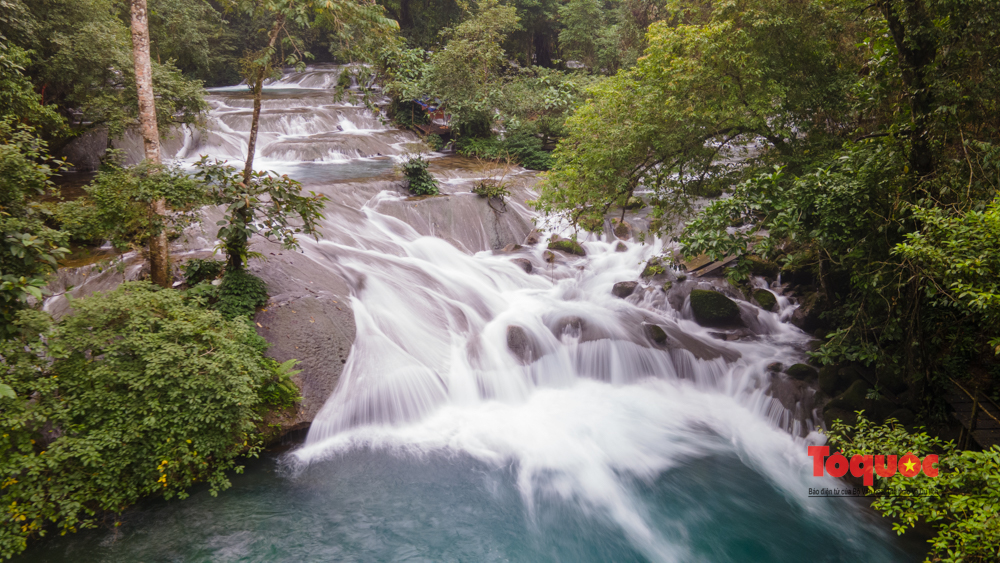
217 270 269 319
0 283 278 557
547 239 586 256
401 156 439 196
689 289 742 327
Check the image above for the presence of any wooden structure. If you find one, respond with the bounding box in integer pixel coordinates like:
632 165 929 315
945 377 1000 450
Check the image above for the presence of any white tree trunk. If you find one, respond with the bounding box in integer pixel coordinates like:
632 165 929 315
129 0 170 288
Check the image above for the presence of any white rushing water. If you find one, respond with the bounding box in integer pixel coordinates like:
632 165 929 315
41 65 911 562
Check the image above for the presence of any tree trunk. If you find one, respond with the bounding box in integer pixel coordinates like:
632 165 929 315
129 0 170 288
880 0 937 179
242 17 285 186
231 16 284 272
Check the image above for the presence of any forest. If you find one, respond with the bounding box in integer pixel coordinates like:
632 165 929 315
1 0 998 561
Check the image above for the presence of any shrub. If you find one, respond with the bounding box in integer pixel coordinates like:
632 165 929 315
471 179 511 200
0 283 276 558
216 270 269 319
182 258 225 285
456 133 553 171
827 414 1000 563
425 133 445 151
401 156 439 196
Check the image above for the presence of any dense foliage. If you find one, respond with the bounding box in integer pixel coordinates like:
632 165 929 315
0 283 279 558
54 162 207 250
827 414 1000 562
0 121 68 339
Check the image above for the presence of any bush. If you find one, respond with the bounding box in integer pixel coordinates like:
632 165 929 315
456 133 553 171
401 156 439 196
425 133 445 151
0 283 276 558
216 270 268 319
827 414 1000 563
182 258 225 285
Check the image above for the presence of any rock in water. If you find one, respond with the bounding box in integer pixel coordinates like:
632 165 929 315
612 281 638 298
511 258 532 273
644 323 668 345
506 325 538 365
524 230 542 245
547 239 586 256
613 220 632 240
614 242 627 252
752 288 777 311
689 289 743 327
785 363 818 380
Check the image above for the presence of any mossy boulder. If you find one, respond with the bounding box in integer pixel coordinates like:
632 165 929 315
614 242 627 252
641 258 667 278
785 363 818 380
645 324 668 345
624 196 644 210
689 289 743 327
662 281 673 292
747 256 779 278
612 281 638 298
547 239 586 256
752 289 777 311
826 379 870 413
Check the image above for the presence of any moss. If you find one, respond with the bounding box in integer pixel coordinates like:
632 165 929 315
645 324 668 345
747 256 779 278
785 363 818 380
641 258 666 277
752 288 777 311
826 379 870 412
662 281 673 292
624 196 644 210
689 289 742 327
547 239 586 256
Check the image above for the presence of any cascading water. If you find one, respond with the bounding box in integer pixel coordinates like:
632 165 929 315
24 67 919 562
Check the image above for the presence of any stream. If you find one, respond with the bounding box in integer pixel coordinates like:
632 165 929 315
22 66 918 562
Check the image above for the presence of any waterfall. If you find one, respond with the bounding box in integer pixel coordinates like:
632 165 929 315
35 66 911 563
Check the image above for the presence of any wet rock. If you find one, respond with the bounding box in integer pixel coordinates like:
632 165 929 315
547 239 586 256
689 289 743 328
612 281 639 298
790 291 828 333
543 250 556 263
644 323 668 345
501 243 523 253
661 281 672 292
511 258 533 273
767 362 783 373
641 258 666 278
785 363 818 380
506 325 539 365
752 289 777 312
614 242 628 253
613 220 632 240
254 296 355 426
524 230 542 245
